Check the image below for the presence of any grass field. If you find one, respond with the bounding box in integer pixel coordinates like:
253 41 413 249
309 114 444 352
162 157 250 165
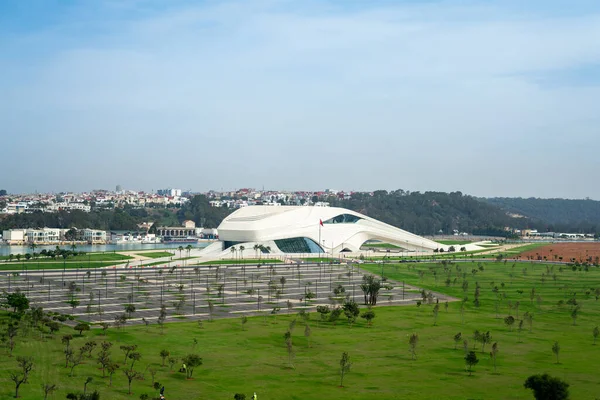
436 240 474 245
504 243 550 255
0 253 133 263
2 260 600 399
360 243 401 249
196 259 283 265
0 261 120 271
135 251 175 259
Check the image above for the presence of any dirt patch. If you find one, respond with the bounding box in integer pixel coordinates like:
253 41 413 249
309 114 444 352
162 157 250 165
516 242 600 263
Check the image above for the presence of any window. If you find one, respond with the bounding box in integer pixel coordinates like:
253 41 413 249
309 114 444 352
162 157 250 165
323 214 362 224
275 237 324 253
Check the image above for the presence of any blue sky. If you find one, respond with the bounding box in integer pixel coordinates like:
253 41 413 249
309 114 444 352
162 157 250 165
1 0 599 198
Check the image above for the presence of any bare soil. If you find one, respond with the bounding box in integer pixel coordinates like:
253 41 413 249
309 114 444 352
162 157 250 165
517 242 600 263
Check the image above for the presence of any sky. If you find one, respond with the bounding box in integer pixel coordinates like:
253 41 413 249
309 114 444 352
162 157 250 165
1 0 599 198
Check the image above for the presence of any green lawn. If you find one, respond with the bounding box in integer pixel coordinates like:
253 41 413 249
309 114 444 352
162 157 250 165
0 253 133 263
360 243 401 249
2 260 600 399
0 261 120 271
135 251 175 259
196 259 283 265
504 243 550 255
436 239 474 245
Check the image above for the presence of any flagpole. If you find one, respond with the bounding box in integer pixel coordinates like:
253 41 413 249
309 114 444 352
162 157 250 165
319 223 322 255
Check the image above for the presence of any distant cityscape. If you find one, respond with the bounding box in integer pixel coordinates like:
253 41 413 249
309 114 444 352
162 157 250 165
0 185 346 215
0 186 347 246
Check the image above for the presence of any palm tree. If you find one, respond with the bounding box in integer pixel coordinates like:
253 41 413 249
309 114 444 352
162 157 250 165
185 244 193 258
178 246 184 259
29 243 37 259
230 246 236 261
254 244 260 259
239 245 245 260
70 243 77 253
8 254 14 263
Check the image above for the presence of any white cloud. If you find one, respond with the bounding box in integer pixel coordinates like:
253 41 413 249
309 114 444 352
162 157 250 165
1 0 599 197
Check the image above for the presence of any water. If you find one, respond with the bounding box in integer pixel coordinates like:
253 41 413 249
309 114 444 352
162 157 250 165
0 242 211 256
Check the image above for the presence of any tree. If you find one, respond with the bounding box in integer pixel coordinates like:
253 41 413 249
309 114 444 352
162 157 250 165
83 377 93 395
182 354 203 378
128 352 141 371
490 342 499 373
304 323 312 348
123 369 141 395
504 316 515 331
409 333 419 360
570 305 580 325
157 305 167 334
480 331 491 353
3 292 30 314
234 394 246 400
241 316 248 331
120 344 138 364
594 326 599 345
107 363 119 387
360 309 376 327
552 341 560 364
343 301 360 326
524 374 570 400
284 331 295 369
360 275 381 306
453 332 462 350
74 323 90 336
160 349 170 367
97 342 113 377
68 347 86 377
6 322 18 356
432 303 440 326
316 305 330 324
62 334 74 352
41 383 58 400
125 304 136 318
168 357 177 372
464 351 478 375
10 356 34 398
339 351 352 387
100 323 110 335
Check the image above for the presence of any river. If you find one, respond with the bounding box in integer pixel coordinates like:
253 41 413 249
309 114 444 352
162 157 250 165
0 242 211 256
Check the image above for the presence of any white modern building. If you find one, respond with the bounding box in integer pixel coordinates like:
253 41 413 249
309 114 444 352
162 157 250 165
25 228 63 243
79 229 107 243
210 205 477 256
2 229 26 244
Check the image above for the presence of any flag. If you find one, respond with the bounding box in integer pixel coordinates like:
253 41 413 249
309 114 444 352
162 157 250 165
319 219 323 226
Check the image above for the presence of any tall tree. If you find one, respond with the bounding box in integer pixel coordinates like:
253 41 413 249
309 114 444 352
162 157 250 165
490 342 499 373
409 333 419 360
552 341 560 364
464 351 478 376
182 354 203 379
524 374 570 400
339 352 352 387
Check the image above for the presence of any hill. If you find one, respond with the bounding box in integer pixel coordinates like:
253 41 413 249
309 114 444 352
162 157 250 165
328 190 537 237
484 197 600 233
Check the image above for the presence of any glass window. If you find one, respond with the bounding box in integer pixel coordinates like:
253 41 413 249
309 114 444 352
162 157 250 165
275 237 324 253
323 214 362 224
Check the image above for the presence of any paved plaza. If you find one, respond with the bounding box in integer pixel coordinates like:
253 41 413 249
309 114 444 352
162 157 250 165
0 262 446 326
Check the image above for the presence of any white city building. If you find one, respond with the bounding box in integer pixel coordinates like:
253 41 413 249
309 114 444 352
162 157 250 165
25 228 63 243
2 229 27 244
206 206 482 256
80 229 107 243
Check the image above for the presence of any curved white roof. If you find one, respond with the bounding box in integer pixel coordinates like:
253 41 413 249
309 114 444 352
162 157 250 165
217 206 443 253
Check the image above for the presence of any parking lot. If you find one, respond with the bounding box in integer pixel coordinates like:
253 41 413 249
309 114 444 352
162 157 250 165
0 261 437 326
